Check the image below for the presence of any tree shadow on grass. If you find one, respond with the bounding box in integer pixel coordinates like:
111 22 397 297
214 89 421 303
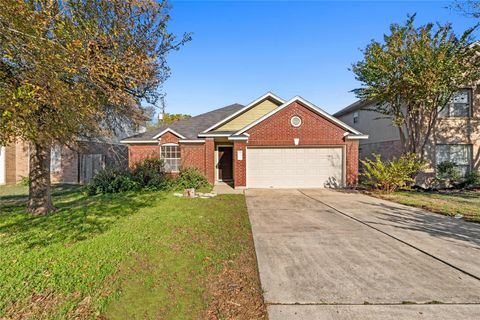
0 184 80 206
0 188 162 249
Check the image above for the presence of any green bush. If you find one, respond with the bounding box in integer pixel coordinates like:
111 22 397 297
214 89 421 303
361 153 425 193
131 158 166 188
174 167 210 190
436 161 462 183
86 162 210 195
86 168 139 195
464 170 480 187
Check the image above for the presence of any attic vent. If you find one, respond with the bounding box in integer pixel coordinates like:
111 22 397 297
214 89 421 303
290 116 302 127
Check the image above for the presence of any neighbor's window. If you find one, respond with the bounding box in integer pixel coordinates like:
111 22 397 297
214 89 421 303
161 144 181 172
435 144 472 176
353 111 359 124
439 89 472 118
50 145 62 173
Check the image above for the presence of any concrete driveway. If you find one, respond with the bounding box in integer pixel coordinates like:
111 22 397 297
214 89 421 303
246 189 480 319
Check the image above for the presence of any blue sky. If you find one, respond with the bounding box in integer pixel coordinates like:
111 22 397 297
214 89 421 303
161 1 477 117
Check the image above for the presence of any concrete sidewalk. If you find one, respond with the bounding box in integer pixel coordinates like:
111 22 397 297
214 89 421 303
245 189 480 319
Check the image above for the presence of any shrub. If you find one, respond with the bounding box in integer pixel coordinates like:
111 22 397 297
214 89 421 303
174 167 210 190
464 170 480 187
131 158 166 188
361 153 425 193
86 168 139 195
436 161 462 183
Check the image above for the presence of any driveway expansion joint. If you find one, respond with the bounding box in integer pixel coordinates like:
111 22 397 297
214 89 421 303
297 189 480 283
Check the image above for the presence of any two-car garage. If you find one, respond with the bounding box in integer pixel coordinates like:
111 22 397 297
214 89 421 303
246 147 344 188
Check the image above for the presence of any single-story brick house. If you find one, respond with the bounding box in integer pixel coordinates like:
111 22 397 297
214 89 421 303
121 93 368 188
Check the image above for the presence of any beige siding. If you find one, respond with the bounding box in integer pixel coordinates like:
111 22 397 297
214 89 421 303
215 98 280 131
337 102 400 145
4 144 16 184
15 141 29 181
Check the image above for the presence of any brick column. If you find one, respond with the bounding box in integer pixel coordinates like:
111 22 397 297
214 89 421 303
205 138 215 184
233 141 246 188
345 140 359 186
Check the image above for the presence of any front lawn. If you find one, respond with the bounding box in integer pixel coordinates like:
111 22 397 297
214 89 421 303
378 191 480 223
0 184 266 319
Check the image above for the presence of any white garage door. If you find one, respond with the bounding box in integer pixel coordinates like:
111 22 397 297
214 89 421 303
247 147 343 188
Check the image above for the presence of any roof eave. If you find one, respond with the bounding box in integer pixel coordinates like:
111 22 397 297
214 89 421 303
200 92 285 133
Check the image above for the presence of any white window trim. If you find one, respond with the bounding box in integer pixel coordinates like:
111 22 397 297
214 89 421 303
160 144 181 173
152 128 186 140
435 144 472 174
120 140 158 144
290 116 302 127
439 89 472 118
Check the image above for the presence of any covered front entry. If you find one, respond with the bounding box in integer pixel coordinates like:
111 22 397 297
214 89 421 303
217 146 233 181
246 147 344 188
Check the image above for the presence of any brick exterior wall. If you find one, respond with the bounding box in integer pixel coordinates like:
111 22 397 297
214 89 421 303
181 143 206 173
128 144 160 168
233 141 247 187
205 138 215 184
159 132 180 145
244 101 360 186
128 133 210 182
346 140 359 186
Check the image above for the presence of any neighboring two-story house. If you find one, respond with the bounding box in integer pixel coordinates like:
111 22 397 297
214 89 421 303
334 87 480 183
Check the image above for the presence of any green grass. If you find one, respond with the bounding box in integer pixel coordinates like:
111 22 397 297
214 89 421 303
379 191 480 222
0 184 260 319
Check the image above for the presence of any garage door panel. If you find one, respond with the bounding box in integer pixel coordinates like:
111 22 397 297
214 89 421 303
247 147 343 188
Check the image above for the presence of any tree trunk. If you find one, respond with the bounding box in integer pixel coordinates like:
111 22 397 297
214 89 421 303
28 142 54 215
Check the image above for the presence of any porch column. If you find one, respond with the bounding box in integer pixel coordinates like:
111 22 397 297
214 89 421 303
233 141 246 188
205 138 215 184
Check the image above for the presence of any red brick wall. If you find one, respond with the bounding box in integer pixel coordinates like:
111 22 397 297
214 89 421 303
128 133 209 181
245 101 359 186
181 144 206 174
159 132 180 145
205 138 215 184
346 140 359 185
128 144 159 168
233 141 247 187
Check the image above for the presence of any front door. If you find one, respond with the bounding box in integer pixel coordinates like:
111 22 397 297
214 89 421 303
218 146 233 181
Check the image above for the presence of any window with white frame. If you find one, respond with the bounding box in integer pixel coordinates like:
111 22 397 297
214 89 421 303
160 144 181 172
439 89 472 118
50 145 62 173
353 111 359 124
435 144 472 176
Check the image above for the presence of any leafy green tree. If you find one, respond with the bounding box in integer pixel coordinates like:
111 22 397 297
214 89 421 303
161 113 191 125
0 0 190 214
352 15 480 159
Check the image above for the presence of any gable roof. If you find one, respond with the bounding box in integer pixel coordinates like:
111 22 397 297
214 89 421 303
201 92 285 133
121 103 244 143
333 99 372 118
233 96 364 136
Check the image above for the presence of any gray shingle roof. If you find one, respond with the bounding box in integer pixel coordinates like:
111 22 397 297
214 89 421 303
122 103 244 142
333 99 372 117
